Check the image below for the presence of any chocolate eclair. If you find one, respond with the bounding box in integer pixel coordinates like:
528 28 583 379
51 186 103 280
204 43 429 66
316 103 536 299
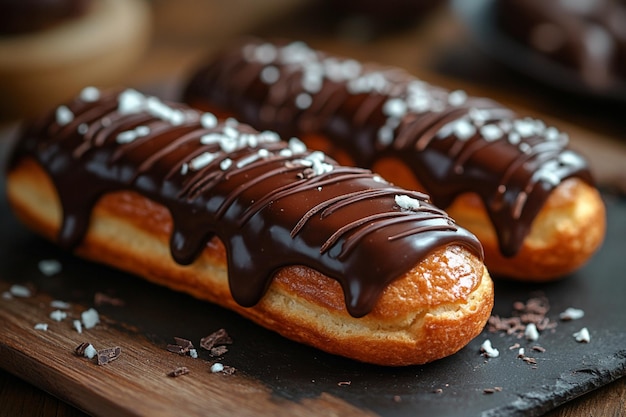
182 38 606 281
6 87 493 365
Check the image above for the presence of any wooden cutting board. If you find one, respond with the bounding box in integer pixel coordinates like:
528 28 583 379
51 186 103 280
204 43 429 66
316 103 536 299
1 129 625 417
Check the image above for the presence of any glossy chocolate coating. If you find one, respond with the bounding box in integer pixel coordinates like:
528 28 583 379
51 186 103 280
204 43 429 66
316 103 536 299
182 39 593 257
10 88 483 317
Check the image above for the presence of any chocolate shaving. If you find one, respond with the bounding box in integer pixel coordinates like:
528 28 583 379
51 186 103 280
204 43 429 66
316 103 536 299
168 366 190 377
167 337 195 355
200 329 232 351
532 345 546 353
74 342 90 356
483 387 503 394
488 296 557 338
337 381 352 386
209 345 229 357
97 346 121 365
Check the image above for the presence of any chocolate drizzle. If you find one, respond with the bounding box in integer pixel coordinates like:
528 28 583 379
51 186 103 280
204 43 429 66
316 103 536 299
182 39 594 257
10 88 483 317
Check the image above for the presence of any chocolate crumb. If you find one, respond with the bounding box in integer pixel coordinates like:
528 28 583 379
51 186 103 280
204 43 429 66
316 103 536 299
393 395 402 402
97 346 121 365
200 329 232 351
483 388 496 394
433 388 443 394
532 345 546 353
168 366 190 377
522 356 537 365
337 381 351 386
94 292 125 307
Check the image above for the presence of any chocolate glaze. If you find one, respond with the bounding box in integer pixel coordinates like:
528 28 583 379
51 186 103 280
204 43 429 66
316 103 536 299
182 39 594 257
9 87 483 317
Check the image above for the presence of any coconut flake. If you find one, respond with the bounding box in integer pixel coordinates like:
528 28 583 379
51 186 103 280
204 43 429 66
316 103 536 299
481 340 500 358
573 327 591 343
395 194 421 211
81 308 100 329
560 307 585 321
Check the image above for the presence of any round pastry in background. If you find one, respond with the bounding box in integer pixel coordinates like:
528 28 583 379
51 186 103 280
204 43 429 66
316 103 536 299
494 0 626 90
0 0 152 121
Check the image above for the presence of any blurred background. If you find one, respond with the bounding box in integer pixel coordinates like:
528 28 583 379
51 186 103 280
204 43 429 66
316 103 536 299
1 0 624 190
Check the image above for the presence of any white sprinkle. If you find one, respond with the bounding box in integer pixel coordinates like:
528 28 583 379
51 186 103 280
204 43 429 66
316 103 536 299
254 43 278 64
288 138 307 154
508 132 521 145
220 158 232 170
81 308 100 329
454 119 477 140
80 86 101 102
190 152 218 171
220 136 238 153
236 153 261 168
481 340 500 358
180 163 189 175
34 323 48 331
259 131 280 143
378 125 395 145
518 347 525 357
304 151 334 176
77 123 89 135
83 344 97 359
279 148 293 157
116 130 138 144
406 94 432 113
56 105 74 126
200 132 224 145
468 108 490 125
525 323 540 341
519 142 532 154
535 169 562 186
260 66 280 84
169 110 185 126
201 112 218 129
73 319 83 334
223 125 239 139
50 300 71 309
573 327 591 343
50 310 67 322
118 89 145 114
560 307 585 321
9 284 32 298
480 124 503 142
382 98 407 118
559 150 581 166
513 119 536 137
373 175 385 183
135 125 150 136
448 90 467 106
395 194 421 211
189 349 198 359
210 363 224 373
225 118 240 128
38 259 62 276
295 93 313 110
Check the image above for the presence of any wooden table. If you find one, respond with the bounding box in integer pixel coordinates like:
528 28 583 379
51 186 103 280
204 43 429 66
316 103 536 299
1 1 624 415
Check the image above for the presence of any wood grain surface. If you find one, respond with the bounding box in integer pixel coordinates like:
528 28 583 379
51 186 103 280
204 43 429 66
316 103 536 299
1 1 625 416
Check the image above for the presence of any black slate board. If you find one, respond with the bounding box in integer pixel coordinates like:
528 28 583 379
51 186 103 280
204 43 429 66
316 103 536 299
1 129 625 417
